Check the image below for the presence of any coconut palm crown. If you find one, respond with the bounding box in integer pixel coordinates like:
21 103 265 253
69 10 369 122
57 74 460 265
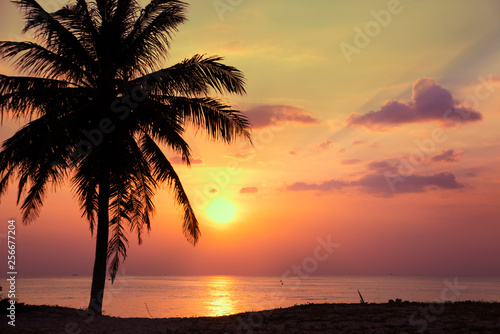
0 0 250 314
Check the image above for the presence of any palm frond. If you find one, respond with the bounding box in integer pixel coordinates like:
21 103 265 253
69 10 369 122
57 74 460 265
0 41 91 84
111 0 141 40
0 114 75 222
51 2 100 77
0 74 82 119
124 0 188 74
165 96 251 143
131 54 246 96
73 160 98 234
131 97 193 165
19 165 50 222
140 133 200 244
12 0 96 75
107 217 129 282
113 133 157 239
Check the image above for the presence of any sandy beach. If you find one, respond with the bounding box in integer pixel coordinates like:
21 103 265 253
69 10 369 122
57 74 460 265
2 301 499 333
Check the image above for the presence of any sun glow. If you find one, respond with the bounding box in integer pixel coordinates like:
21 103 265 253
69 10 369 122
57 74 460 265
206 198 237 223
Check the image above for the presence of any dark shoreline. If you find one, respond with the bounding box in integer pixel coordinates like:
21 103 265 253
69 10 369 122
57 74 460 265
1 301 499 333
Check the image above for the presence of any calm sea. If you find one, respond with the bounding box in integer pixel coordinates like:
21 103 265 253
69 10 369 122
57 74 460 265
15 276 500 318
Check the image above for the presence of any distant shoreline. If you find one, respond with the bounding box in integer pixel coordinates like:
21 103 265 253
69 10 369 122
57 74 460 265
2 301 499 333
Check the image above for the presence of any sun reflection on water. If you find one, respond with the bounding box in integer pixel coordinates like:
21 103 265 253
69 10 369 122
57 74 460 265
205 276 237 317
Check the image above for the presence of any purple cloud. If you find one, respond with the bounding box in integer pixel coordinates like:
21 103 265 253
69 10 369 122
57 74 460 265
430 149 463 164
245 105 321 129
286 171 464 195
286 180 348 192
366 160 399 174
240 187 259 194
346 78 482 130
354 172 464 194
318 139 335 151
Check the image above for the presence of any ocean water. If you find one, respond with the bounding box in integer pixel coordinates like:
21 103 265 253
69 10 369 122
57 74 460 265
15 275 500 318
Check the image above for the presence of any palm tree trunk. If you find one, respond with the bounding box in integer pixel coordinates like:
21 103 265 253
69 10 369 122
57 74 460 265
88 173 110 315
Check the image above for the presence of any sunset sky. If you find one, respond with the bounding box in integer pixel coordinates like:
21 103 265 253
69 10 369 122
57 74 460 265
1 0 500 278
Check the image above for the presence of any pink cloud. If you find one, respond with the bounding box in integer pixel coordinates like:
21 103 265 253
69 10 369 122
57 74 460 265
337 148 346 154
429 149 464 164
366 149 461 174
352 140 367 146
318 139 335 151
286 171 464 195
240 187 259 194
286 180 348 192
366 160 399 174
353 172 464 194
169 155 204 165
209 188 218 193
245 105 321 129
346 78 482 130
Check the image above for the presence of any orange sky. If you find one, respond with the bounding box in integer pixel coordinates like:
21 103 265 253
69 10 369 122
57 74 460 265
1 0 500 277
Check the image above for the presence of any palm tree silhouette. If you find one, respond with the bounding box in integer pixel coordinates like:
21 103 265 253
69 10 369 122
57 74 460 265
0 0 250 315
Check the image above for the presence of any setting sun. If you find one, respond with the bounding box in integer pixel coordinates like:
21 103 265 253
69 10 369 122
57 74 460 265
206 198 237 223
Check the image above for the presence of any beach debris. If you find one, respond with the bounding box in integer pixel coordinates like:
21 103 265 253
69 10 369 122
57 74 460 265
145 303 154 319
358 290 366 304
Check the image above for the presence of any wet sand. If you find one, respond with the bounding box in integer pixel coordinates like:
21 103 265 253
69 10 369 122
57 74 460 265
2 301 499 333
